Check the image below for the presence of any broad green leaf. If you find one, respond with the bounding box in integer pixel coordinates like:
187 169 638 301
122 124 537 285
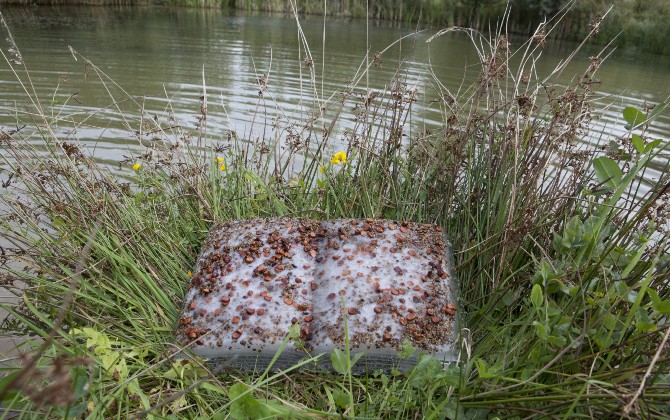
547 335 567 347
562 215 586 249
229 382 270 420
631 134 645 154
531 284 543 309
623 106 646 127
399 340 417 359
593 156 622 189
350 352 364 370
635 308 656 332
332 388 350 410
645 139 663 153
0 371 22 403
329 348 348 374
648 289 670 315
532 321 549 340
602 312 618 330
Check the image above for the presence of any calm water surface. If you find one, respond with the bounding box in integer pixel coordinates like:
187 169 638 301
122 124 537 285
0 6 669 167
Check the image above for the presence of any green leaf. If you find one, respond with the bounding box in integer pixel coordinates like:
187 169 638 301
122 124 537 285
531 284 544 309
593 157 622 189
332 388 350 410
648 289 670 315
602 312 618 330
0 371 22 403
350 352 364 370
635 308 656 332
399 340 417 359
645 139 662 153
329 348 348 374
623 106 646 127
532 321 549 340
631 134 645 154
474 358 501 379
562 216 586 249
229 382 270 420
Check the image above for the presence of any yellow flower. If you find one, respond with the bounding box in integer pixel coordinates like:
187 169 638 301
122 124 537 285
132 163 141 171
216 156 224 163
318 165 326 174
331 151 347 164
187 271 192 277
219 164 226 171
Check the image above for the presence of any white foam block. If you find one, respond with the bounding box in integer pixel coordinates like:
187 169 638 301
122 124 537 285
175 218 460 371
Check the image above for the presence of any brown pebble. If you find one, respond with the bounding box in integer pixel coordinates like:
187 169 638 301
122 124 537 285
327 293 336 300
264 295 272 302
383 333 392 341
304 315 313 322
374 306 383 314
246 308 255 315
284 297 294 305
232 330 241 340
231 316 240 324
310 282 318 291
407 312 416 321
431 316 441 324
348 308 358 315
257 308 265 316
189 301 197 310
214 309 222 316
245 256 254 263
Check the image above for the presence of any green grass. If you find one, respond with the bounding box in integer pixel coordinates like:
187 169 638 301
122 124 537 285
1 9 670 419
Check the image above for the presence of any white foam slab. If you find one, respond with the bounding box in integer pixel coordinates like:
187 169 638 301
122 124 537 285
175 218 460 371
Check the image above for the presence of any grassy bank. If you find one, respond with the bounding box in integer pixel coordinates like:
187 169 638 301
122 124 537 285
1 8 670 419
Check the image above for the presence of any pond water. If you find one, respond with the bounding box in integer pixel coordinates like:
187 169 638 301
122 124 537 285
0 6 668 167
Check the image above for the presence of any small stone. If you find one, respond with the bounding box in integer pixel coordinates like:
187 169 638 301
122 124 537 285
348 308 359 315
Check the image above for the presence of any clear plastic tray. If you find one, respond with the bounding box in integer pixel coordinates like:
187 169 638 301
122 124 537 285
175 218 461 372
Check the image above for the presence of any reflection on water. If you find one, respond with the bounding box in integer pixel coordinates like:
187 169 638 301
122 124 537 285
0 5 667 196
0 7 668 165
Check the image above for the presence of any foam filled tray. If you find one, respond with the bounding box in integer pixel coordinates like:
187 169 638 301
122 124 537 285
175 218 461 372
